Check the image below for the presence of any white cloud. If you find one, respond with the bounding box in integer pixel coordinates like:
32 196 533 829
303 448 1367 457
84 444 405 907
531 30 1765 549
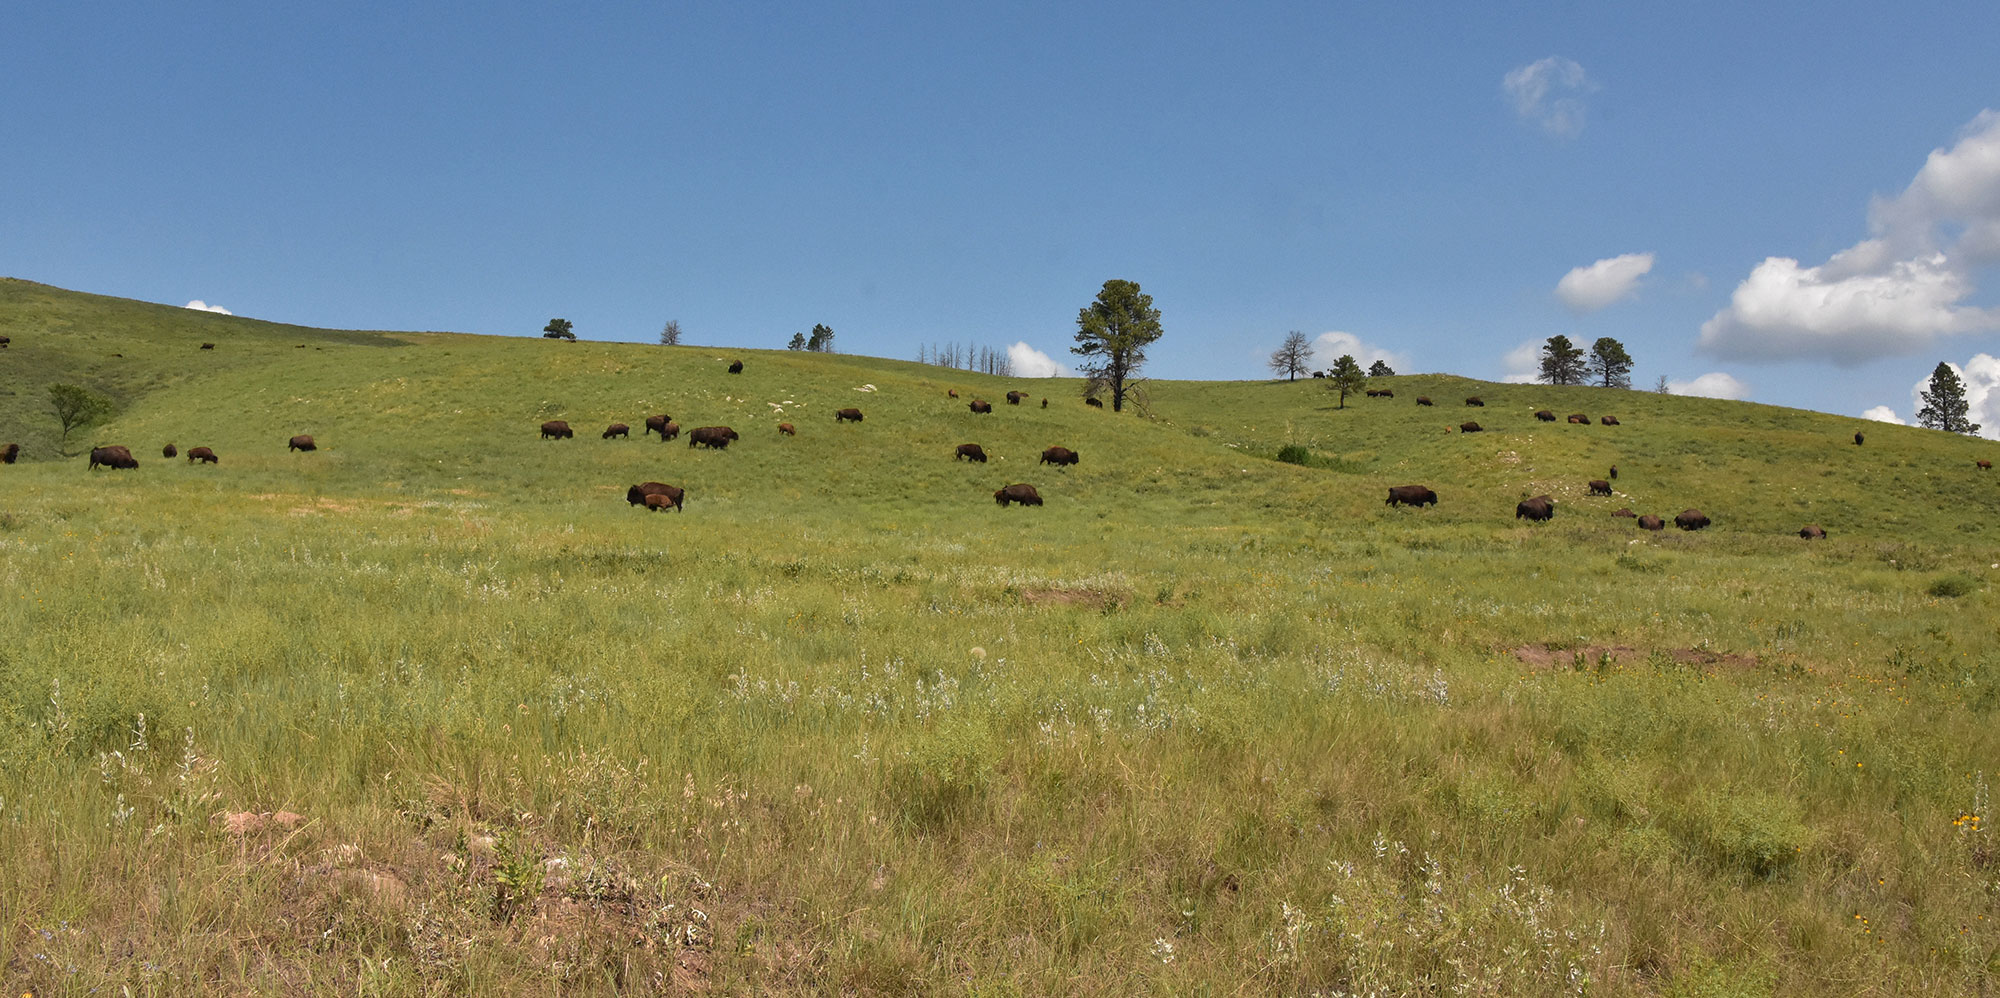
184 300 231 314
1700 110 2000 364
1665 372 1751 400
1309 331 1407 374
1906 354 2000 439
1556 252 1655 312
1503 57 1593 138
1499 339 1542 383
1007 341 1069 378
1861 405 1907 425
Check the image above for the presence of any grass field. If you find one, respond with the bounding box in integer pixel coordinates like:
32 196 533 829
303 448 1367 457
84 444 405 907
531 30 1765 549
4 277 2000 995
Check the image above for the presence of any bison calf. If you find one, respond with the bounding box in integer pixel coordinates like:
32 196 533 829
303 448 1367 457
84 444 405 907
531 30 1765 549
778 423 795 436
1039 446 1079 467
540 420 574 440
994 483 1043 507
626 482 684 508
188 446 218 464
947 389 959 398
955 443 988 463
659 421 680 441
603 423 630 439
1386 485 1437 507
288 434 316 452
1567 413 1589 425
1587 479 1613 496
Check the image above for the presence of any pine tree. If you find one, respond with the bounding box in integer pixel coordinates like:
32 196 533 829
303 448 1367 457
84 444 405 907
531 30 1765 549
1367 359 1395 377
1326 354 1367 408
1587 337 1633 389
1917 362 1980 434
1538 335 1585 385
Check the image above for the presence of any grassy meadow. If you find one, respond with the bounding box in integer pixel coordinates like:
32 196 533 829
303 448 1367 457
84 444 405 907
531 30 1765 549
4 277 2000 994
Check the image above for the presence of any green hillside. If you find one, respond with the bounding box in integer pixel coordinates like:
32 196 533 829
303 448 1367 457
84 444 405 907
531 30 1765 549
3 278 1999 995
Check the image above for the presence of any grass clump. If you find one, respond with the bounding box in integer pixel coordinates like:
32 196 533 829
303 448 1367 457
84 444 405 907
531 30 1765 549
1928 572 1979 598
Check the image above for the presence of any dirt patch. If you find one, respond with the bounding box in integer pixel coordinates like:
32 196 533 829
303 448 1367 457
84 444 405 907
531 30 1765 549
1511 644 1759 670
1020 587 1127 610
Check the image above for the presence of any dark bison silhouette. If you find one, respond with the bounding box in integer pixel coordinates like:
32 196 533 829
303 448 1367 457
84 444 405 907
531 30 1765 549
603 423 630 439
1600 415 1620 426
1587 479 1613 496
1040 446 1079 466
644 414 671 437
1386 485 1438 507
626 482 683 508
947 389 959 398
1376 389 1393 399
1534 410 1556 422
969 400 993 413
955 443 988 463
540 420 574 440
1465 397 1484 407
162 443 178 458
89 445 138 470
1638 514 1665 531
994 483 1043 507
1854 431 1865 446
1798 524 1826 539
835 408 864 422
1609 465 1618 479
1567 413 1589 425
778 423 795 436
688 426 739 449
727 360 743 374
1085 397 1104 408
1516 495 1554 521
0 443 17 464
188 446 218 464
1675 509 1711 531
1459 421 1483 433
1979 460 1992 470
1365 389 1383 398
289 435 316 452
0 335 11 346
1041 398 1048 408
200 342 215 350
1006 391 1025 405
659 421 680 442
1416 396 1433 406
1611 508 1636 518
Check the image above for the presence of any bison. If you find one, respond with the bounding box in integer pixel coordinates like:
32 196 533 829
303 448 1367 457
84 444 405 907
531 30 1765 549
644 414 672 437
0 335 10 346
1386 485 1438 508
1675 509 1711 531
994 483 1042 507
1041 398 1048 408
1612 508 1636 518
1567 413 1589 425
1978 460 1992 470
540 420 574 440
188 446 218 464
89 445 138 470
1006 391 1025 405
200 342 215 350
688 426 739 449
659 421 680 442
1465 396 1484 407
1376 389 1393 399
727 360 743 374
1365 389 1383 398
835 408 864 422
162 443 178 458
1085 397 1104 408
626 482 682 507
288 434 316 452
1609 465 1618 480
0 443 17 464
1600 415 1620 426
1534 410 1556 422
778 423 796 436
1516 495 1554 521
1638 514 1665 531
947 389 959 398
1854 432 1865 446
1416 396 1433 406
969 400 993 414
1798 524 1826 539
955 444 988 463
602 423 630 439
643 493 682 513
1460 421 1483 433
1587 479 1613 496
1040 446 1079 466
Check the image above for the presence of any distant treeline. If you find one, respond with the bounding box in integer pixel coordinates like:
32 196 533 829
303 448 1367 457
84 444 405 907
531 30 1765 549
915 342 1013 377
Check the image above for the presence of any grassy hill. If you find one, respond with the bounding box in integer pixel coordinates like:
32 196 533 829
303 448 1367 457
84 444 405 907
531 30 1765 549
3 278 1999 994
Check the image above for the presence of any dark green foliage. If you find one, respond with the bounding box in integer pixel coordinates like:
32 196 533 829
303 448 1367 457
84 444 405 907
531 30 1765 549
1275 443 1312 465
1539 335 1585 385
788 332 807 350
1588 337 1632 389
806 323 835 352
1325 354 1366 408
1917 362 1979 434
1368 359 1395 377
47 383 111 445
1073 279 1163 412
541 318 575 340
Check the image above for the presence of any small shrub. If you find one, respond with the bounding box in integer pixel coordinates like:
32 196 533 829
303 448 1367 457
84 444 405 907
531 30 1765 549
1928 573 1979 599
1275 444 1311 466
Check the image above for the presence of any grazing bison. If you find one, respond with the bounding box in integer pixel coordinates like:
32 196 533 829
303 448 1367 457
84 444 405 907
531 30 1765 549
162 443 178 458
1465 396 1484 407
1006 391 1025 405
1040 446 1079 467
1979 460 1992 470
1675 509 1711 531
994 483 1043 507
1386 485 1438 508
0 335 10 346
1376 389 1393 399
540 420 574 440
89 445 138 470
1085 397 1104 408
727 360 743 374
1798 524 1826 539
1534 410 1556 422
602 423 630 439
1612 508 1636 518
955 443 988 463
288 434 316 452
0 443 17 464
1312 371 1325 378
1365 389 1382 398
835 408 864 423
1600 415 1619 426
659 421 680 442
1638 514 1665 531
1416 396 1433 406
1516 495 1554 521
1609 465 1618 480
947 389 959 398
1041 398 1048 408
688 425 739 449
1854 432 1865 446
969 400 993 413
188 446 218 464
644 414 671 437
626 482 684 508
1587 479 1613 496
1459 421 1483 433
200 342 215 350
778 423 796 436
1567 413 1589 425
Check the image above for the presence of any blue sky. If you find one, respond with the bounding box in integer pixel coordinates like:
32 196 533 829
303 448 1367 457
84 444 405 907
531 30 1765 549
6 2 1999 432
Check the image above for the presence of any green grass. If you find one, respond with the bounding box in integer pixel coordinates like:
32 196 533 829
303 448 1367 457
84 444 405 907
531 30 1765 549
4 278 2000 994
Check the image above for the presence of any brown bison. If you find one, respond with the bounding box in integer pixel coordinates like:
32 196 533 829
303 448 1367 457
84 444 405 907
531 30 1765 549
162 443 178 458
969 400 993 413
1465 396 1484 407
727 360 743 374
644 414 671 437
1416 396 1433 406
643 493 682 512
1040 446 1079 466
602 423 630 439
1566 413 1589 425
1612 508 1636 518
1638 514 1665 531
1375 389 1393 399
1386 485 1438 507
540 420 574 440
89 445 138 470
1675 509 1711 531
626 482 683 508
835 408 864 422
1587 479 1613 496
188 446 218 464
0 335 10 346
1798 524 1826 539
955 443 988 463
1978 460 1992 470
688 426 739 449
1460 421 1483 433
1041 398 1048 408
659 421 680 442
1600 415 1619 426
947 389 959 398
778 422 795 436
1609 465 1618 479
994 483 1042 507
1365 389 1383 398
1534 410 1556 422
288 434 316 452
1085 397 1104 408
1854 431 1865 446
1006 391 1025 405
200 342 215 350
0 443 17 464
1516 495 1554 521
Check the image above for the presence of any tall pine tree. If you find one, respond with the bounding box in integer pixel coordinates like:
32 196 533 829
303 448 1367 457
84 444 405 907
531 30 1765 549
1917 362 1980 434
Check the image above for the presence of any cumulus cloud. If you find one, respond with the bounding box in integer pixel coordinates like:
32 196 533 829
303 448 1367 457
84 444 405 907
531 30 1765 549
1309 331 1406 374
1503 57 1593 138
1007 341 1069 378
1861 405 1907 425
1700 109 2000 364
184 300 231 314
1499 340 1542 383
1665 372 1751 400
1903 354 2000 439
1556 252 1655 312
